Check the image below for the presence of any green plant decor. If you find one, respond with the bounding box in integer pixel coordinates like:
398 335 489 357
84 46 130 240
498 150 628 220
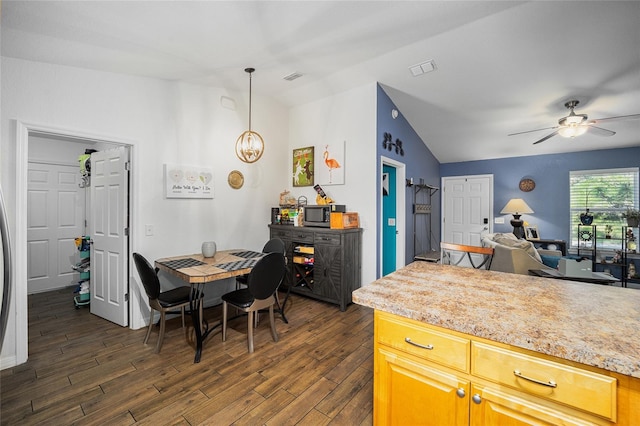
622 208 640 227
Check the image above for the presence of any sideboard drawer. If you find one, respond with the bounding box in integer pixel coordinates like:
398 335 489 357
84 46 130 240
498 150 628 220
376 311 469 373
270 228 291 241
290 230 313 243
471 341 617 420
314 232 341 245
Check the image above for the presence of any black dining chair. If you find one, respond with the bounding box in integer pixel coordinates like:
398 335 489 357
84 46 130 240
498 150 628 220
133 252 204 353
236 237 289 323
236 238 286 288
222 252 286 353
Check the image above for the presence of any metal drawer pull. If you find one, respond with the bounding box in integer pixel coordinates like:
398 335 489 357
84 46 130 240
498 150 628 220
404 337 434 350
513 370 557 388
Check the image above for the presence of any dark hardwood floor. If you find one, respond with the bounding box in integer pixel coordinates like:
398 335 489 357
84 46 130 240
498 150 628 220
1 287 374 425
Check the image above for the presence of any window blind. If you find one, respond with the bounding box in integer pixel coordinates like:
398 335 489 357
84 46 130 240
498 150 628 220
569 168 638 247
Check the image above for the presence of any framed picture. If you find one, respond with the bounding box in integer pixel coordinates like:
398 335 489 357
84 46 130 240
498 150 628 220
315 140 345 185
525 226 540 240
293 146 314 187
164 163 214 199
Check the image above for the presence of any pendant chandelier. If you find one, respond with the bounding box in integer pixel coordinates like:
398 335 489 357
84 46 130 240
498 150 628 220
235 67 264 163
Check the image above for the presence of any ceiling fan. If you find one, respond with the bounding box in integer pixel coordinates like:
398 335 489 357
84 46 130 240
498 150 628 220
509 100 640 145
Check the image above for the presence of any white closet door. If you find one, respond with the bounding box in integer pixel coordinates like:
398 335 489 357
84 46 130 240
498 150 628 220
27 162 85 293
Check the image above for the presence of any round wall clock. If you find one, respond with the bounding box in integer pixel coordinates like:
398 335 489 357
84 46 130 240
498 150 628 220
519 178 535 192
228 170 244 189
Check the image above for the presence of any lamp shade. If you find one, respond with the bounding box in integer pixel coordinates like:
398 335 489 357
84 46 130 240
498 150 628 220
500 198 534 215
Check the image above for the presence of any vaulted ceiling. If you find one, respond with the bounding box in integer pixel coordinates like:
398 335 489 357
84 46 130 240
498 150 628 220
2 1 639 163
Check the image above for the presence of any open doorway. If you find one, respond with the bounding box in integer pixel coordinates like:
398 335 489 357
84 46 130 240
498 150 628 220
14 121 133 365
379 156 406 277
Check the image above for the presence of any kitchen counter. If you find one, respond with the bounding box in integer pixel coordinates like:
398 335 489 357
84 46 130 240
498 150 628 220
352 261 640 378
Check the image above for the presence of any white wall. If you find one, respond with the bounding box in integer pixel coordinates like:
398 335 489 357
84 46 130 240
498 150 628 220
288 84 378 288
1 57 289 368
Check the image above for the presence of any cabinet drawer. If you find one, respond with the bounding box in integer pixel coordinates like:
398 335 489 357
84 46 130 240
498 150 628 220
290 230 313 243
270 228 291 240
376 311 470 372
471 342 616 420
314 232 341 245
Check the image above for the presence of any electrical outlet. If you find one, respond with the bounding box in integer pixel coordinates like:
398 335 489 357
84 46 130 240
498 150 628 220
145 224 154 236
494 218 505 224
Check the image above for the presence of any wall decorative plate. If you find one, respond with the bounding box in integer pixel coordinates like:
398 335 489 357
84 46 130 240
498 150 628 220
228 170 244 189
519 178 535 192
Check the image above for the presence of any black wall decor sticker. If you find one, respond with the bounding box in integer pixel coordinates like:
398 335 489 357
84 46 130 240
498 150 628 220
382 132 404 156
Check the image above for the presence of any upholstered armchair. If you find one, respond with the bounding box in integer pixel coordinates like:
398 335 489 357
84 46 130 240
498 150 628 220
482 233 560 275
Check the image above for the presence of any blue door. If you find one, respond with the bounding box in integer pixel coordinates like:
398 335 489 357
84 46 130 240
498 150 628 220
382 165 396 275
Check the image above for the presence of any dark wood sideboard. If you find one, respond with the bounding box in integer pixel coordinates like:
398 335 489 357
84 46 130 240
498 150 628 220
269 224 362 311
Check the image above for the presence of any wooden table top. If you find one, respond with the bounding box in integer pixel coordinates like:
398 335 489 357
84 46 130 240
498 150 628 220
155 249 264 284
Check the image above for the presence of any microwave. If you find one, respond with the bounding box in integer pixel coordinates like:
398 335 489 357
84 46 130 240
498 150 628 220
303 204 346 227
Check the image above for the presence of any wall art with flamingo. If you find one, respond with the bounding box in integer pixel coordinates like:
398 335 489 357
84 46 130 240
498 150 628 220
292 146 314 187
315 141 345 185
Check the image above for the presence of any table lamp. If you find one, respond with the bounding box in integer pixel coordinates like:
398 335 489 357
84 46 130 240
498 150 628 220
501 198 534 239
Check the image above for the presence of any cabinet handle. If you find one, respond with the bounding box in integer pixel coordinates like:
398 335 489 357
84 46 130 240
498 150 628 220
513 370 557 388
404 337 433 350
456 388 466 398
472 394 482 404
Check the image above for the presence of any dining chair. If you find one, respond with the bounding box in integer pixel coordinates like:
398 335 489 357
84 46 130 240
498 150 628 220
133 252 204 353
440 242 494 270
236 237 289 323
236 238 286 288
222 252 286 353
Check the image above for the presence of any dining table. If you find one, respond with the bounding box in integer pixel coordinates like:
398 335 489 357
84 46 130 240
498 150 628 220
155 249 269 363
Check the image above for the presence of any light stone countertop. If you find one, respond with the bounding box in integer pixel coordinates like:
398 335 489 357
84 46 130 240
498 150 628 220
352 261 640 378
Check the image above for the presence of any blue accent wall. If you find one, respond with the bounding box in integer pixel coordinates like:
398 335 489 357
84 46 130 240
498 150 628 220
441 147 640 243
375 81 638 270
377 85 441 274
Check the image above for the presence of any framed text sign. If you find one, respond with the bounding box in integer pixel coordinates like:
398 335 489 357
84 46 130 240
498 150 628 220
164 163 214 199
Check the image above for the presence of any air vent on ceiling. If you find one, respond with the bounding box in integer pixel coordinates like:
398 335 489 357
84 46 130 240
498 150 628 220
283 72 303 81
409 60 437 77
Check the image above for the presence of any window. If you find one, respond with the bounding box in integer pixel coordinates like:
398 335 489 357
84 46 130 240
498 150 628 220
570 168 639 248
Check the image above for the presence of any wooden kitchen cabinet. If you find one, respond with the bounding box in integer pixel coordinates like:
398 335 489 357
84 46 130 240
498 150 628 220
374 310 631 426
469 383 602 425
376 345 469 425
269 225 361 311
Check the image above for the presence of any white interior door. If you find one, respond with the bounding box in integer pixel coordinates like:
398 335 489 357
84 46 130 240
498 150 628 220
27 162 86 293
90 147 129 326
442 175 493 247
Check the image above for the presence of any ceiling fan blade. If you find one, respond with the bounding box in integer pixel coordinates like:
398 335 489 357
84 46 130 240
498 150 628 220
588 125 616 137
591 113 640 123
532 130 560 145
508 126 558 136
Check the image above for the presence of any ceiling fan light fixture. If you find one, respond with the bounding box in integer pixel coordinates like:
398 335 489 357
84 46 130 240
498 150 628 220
235 67 264 164
561 115 585 126
558 125 588 138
